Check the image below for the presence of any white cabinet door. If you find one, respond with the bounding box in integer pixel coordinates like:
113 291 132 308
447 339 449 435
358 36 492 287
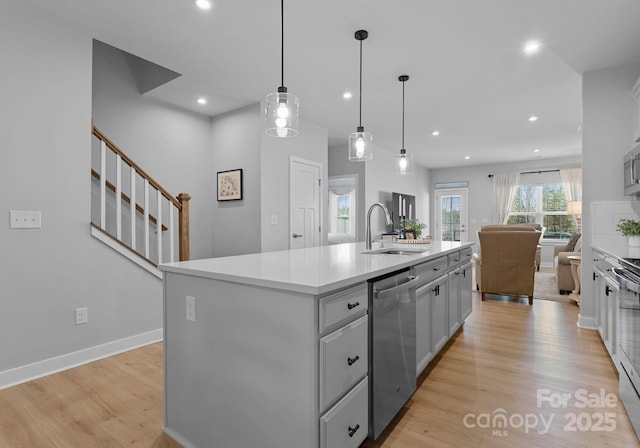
447 270 461 337
604 276 619 360
431 275 449 355
460 262 473 321
416 281 433 375
320 377 368 448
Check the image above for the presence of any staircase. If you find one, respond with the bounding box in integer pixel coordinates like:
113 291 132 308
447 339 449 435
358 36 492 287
90 126 190 277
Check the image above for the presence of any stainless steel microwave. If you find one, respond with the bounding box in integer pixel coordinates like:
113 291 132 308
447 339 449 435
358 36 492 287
625 145 640 195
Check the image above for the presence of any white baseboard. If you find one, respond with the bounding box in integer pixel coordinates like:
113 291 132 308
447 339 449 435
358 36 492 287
577 314 597 329
162 427 198 448
0 328 163 390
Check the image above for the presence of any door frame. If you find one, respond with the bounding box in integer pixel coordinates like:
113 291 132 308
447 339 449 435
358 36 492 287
434 188 468 242
289 156 324 249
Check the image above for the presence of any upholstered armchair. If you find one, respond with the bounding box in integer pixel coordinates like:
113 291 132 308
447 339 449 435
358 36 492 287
553 233 582 293
474 226 541 305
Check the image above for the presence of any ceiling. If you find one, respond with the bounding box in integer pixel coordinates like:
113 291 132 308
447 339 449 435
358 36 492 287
27 0 640 168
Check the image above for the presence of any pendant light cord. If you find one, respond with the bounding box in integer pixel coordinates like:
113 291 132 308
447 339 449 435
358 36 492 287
280 0 285 88
359 38 363 127
402 79 405 149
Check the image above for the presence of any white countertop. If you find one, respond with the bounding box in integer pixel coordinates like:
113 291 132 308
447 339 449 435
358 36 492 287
159 241 474 295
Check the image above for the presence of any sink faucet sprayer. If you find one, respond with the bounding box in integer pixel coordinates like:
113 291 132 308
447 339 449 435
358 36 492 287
366 202 393 250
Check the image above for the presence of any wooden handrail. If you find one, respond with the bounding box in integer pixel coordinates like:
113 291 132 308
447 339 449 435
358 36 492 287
92 126 181 209
91 169 168 231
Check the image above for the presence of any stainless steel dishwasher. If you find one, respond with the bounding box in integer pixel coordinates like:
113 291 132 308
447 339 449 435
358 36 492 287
368 267 418 439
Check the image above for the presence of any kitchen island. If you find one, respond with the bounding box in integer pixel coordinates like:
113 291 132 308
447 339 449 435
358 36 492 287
159 241 474 448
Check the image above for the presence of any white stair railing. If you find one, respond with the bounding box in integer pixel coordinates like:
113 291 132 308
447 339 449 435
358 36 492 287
91 126 190 267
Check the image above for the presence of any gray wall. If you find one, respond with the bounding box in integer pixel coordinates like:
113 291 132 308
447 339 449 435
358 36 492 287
581 60 640 324
0 2 162 372
260 118 329 252
328 145 366 241
364 148 431 240
210 104 262 257
92 41 214 261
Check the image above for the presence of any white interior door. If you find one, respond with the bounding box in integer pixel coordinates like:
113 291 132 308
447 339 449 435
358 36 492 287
290 157 322 249
434 188 468 242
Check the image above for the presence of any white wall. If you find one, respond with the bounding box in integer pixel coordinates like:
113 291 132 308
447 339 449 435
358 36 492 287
0 2 163 379
581 60 640 326
364 148 431 240
261 118 328 252
210 104 262 257
92 41 214 261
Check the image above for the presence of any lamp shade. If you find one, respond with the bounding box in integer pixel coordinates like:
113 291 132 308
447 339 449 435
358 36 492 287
567 200 582 215
394 150 413 175
265 89 299 137
348 127 373 161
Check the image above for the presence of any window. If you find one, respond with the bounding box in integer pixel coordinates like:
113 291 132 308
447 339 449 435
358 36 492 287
328 176 357 243
507 184 577 239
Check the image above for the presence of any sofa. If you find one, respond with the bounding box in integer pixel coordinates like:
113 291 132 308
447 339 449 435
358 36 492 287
473 224 542 305
553 233 582 293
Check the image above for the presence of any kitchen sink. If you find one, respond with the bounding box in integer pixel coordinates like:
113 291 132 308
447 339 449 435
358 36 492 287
363 248 429 255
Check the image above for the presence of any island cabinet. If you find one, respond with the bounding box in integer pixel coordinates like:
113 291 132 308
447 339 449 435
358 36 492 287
415 246 473 376
159 240 474 448
162 272 369 448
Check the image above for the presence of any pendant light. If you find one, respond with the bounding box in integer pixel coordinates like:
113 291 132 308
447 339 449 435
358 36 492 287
394 75 413 175
265 0 299 138
348 30 373 161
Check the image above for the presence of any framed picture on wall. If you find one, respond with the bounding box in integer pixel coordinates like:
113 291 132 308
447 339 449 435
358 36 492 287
217 169 243 201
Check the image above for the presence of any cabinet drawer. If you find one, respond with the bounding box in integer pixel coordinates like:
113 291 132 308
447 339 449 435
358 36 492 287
320 315 368 410
320 377 368 448
414 256 448 286
447 251 461 268
319 284 367 332
460 247 473 264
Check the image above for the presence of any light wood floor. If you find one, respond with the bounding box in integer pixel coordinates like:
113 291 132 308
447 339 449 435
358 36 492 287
1 295 639 447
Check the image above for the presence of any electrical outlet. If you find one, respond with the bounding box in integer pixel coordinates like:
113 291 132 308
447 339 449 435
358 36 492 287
186 296 196 322
75 307 88 325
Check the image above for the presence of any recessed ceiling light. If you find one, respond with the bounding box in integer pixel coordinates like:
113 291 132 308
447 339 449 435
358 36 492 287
197 97 207 105
343 92 353 99
533 148 540 153
523 40 541 55
464 156 470 160
528 115 538 122
195 0 212 10
432 130 440 137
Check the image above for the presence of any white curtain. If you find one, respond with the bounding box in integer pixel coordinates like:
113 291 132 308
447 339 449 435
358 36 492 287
492 173 520 224
559 168 582 201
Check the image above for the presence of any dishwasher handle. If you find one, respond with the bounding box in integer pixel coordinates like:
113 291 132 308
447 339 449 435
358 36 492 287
375 275 418 300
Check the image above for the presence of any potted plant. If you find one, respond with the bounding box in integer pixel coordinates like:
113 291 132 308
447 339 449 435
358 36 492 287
403 218 427 239
617 218 640 257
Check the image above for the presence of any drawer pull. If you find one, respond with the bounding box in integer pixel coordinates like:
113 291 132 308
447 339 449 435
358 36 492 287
433 267 440 271
347 301 360 310
347 355 360 366
348 424 360 437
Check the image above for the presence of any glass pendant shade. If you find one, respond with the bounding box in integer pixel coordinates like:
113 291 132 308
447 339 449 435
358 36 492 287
348 126 373 161
394 149 413 175
394 75 413 175
265 88 299 137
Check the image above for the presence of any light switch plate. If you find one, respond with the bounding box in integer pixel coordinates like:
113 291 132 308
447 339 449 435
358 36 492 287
10 210 42 229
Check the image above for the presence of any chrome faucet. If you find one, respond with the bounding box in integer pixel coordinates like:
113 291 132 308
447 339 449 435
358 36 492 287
366 202 393 250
